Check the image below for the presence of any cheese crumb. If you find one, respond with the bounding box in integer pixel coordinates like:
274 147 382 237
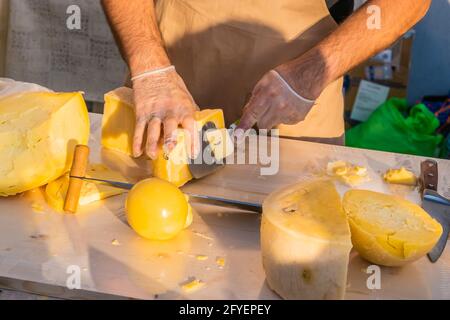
31 203 45 213
181 279 205 293
196 255 208 261
383 167 417 186
193 231 214 241
111 239 120 246
216 257 226 268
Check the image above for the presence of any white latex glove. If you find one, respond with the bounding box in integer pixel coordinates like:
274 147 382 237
237 70 315 133
131 67 198 159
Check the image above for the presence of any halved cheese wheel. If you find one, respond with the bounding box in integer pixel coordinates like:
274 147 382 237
261 180 352 300
343 190 442 266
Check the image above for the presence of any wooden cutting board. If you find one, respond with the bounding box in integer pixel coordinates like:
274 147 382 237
0 113 449 300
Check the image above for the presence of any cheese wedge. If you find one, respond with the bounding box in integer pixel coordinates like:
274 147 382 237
343 190 443 266
0 91 89 196
45 164 127 212
261 180 352 300
383 167 417 186
101 87 226 187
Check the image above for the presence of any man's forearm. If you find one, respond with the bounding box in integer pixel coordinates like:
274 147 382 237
101 0 170 76
280 0 431 100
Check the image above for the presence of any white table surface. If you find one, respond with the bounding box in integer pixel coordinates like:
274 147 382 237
0 113 449 300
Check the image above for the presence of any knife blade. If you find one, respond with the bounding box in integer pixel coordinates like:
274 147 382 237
423 190 450 262
420 160 450 262
70 176 262 213
188 121 230 179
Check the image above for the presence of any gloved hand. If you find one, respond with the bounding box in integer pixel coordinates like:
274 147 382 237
131 67 198 159
237 69 316 134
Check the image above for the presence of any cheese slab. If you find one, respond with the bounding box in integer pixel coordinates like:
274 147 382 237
101 87 226 187
261 180 352 300
0 91 89 196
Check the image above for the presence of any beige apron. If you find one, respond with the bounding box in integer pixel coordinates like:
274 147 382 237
155 0 344 142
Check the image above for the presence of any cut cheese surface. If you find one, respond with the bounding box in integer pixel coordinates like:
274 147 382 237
101 87 226 187
45 164 128 212
0 91 89 196
101 87 135 156
343 190 443 266
261 180 352 300
383 167 417 186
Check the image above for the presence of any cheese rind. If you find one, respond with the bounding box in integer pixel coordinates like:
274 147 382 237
343 190 443 266
101 87 225 187
0 92 89 196
261 180 352 300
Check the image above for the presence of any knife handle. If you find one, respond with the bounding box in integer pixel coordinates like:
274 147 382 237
64 145 90 213
420 160 438 196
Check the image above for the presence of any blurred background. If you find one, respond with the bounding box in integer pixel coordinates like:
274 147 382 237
0 0 449 158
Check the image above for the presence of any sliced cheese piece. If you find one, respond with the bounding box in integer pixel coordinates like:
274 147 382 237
45 164 127 212
343 190 443 267
261 180 352 300
0 91 89 196
383 167 417 186
101 87 225 187
327 161 369 187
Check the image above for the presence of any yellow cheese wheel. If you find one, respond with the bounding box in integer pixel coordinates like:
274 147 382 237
101 87 225 187
343 190 443 266
0 91 89 196
261 180 352 300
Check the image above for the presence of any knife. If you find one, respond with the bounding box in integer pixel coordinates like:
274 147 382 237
419 160 450 262
70 176 262 213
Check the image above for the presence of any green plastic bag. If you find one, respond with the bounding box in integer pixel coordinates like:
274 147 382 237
346 98 443 157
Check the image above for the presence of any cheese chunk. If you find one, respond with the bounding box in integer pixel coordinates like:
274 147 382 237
206 128 234 161
383 167 417 186
343 190 442 266
327 161 369 186
45 164 127 212
101 87 225 187
0 92 89 196
261 180 352 300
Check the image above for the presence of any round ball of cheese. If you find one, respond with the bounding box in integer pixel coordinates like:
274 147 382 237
126 178 190 241
343 190 443 267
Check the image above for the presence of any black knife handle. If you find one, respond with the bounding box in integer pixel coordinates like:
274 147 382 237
420 160 438 196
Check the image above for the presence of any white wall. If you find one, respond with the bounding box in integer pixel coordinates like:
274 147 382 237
407 0 450 103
